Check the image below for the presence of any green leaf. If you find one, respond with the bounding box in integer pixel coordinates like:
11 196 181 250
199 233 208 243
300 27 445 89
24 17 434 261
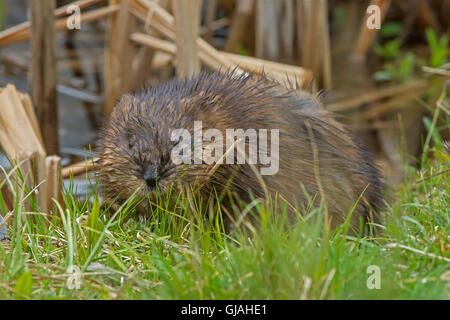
15 271 32 299
426 28 449 67
380 22 402 39
374 39 402 60
398 53 415 80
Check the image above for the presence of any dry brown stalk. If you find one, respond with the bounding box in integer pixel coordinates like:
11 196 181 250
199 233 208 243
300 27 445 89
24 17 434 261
131 0 244 73
61 158 99 179
353 0 392 59
172 0 202 77
130 32 313 89
0 0 108 48
224 0 254 53
360 88 429 120
0 85 60 213
104 0 135 117
30 0 59 155
327 80 428 112
297 0 331 89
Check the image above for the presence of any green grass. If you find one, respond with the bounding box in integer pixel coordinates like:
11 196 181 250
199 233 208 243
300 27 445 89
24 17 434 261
0 117 448 300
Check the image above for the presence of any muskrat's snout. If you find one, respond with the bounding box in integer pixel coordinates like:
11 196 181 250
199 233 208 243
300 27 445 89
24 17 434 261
143 165 158 189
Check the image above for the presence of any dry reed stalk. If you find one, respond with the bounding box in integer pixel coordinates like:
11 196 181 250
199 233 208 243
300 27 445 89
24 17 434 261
0 85 65 213
200 17 230 37
353 0 392 59
0 5 118 51
131 46 155 89
327 79 428 112
0 85 46 163
30 0 59 155
0 85 52 212
131 0 244 73
296 0 331 89
222 52 313 89
224 0 254 53
13 90 43 146
172 0 202 77
42 156 62 214
130 32 176 53
360 88 429 120
0 0 106 48
255 0 281 60
280 0 295 60
204 0 218 42
151 51 173 68
104 0 135 117
130 33 313 89
61 158 99 179
1 6 118 47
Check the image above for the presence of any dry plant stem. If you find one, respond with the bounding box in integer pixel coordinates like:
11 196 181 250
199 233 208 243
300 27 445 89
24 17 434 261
0 85 45 162
0 85 64 213
131 46 155 89
224 0 254 52
0 84 70 213
200 17 230 37
297 0 331 89
172 0 202 77
204 0 218 43
280 0 295 60
130 33 313 89
0 87 43 145
131 0 244 73
42 156 62 214
436 99 450 117
30 0 58 155
255 0 280 60
422 66 450 77
61 158 99 179
206 140 240 180
360 87 429 120
130 33 176 53
385 243 450 263
234 198 261 228
0 0 110 48
0 185 13 212
222 52 313 89
327 80 428 112
104 0 135 117
353 0 392 59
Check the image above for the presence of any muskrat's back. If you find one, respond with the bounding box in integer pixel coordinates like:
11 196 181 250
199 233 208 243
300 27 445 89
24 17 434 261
98 71 384 232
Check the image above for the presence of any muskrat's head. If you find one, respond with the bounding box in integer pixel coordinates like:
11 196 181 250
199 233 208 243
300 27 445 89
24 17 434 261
98 72 278 212
97 92 216 208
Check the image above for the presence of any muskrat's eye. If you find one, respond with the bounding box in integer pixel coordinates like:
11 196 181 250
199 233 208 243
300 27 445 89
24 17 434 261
128 140 135 149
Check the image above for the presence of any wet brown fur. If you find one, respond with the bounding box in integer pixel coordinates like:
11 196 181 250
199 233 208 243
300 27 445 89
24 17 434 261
98 71 384 232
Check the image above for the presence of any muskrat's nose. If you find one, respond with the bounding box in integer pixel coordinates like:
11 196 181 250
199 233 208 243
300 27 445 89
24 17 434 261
144 165 158 188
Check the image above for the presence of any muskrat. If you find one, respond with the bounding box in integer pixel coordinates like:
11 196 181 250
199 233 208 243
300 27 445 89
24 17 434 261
98 71 384 232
